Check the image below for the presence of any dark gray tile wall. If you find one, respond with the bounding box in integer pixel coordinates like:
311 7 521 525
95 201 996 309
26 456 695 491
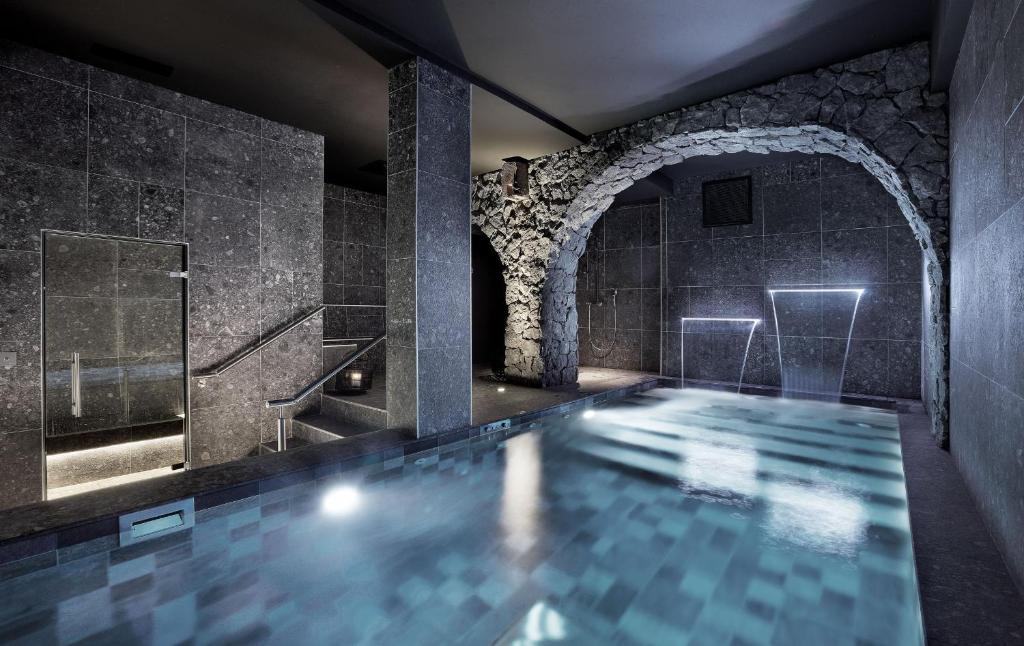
323 184 386 374
578 203 662 373
948 0 1024 590
386 58 472 436
581 154 925 400
0 40 324 507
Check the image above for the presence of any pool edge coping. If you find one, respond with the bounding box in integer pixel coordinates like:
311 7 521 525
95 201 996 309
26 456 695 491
0 377 664 577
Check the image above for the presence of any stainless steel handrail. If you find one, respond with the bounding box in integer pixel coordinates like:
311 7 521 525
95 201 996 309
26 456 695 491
193 306 325 380
266 333 386 451
70 352 82 418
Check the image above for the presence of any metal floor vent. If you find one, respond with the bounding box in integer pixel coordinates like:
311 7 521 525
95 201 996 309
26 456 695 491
702 176 752 227
119 498 195 546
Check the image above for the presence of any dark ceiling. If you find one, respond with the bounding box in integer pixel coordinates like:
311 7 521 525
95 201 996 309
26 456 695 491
0 0 945 193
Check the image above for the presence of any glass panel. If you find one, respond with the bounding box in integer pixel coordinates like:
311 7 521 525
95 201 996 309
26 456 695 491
43 233 187 497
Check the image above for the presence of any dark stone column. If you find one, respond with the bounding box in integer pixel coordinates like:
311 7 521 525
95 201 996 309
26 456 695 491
386 58 472 436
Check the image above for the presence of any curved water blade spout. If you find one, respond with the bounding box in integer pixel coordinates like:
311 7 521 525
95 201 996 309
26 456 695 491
768 288 865 401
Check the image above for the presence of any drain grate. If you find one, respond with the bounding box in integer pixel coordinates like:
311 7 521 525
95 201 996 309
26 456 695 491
118 498 194 546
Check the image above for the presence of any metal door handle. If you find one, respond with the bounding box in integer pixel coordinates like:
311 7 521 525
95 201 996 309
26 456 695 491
70 352 82 418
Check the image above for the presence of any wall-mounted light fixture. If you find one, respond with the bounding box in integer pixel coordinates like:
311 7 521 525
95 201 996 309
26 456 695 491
501 156 529 200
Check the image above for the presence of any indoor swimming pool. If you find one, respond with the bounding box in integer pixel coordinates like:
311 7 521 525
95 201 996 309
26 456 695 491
0 388 922 645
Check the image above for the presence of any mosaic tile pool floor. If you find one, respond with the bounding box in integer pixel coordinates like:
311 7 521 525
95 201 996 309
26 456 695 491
0 388 923 645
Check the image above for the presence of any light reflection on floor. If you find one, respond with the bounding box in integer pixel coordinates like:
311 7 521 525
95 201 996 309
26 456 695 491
0 388 922 645
47 466 177 500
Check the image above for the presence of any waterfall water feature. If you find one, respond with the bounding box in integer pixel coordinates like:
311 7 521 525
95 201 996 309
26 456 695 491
680 318 762 393
768 288 865 401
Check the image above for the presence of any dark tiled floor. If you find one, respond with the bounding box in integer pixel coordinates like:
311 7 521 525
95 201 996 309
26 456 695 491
898 408 1024 645
329 366 659 426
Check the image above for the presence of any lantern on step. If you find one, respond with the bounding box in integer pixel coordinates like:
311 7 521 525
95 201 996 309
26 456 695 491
334 368 373 394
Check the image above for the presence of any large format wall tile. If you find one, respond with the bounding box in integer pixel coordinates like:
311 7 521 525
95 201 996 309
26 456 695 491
821 171 900 230
139 184 184 242
0 430 42 507
44 297 118 360
0 251 41 346
190 402 260 467
87 174 139 238
0 375 41 431
417 259 470 349
185 120 260 201
119 299 183 358
0 158 86 251
88 93 185 188
43 234 116 298
822 228 887 284
260 140 323 212
189 264 260 336
763 180 820 234
261 204 322 274
189 335 261 410
416 87 471 185
260 333 321 402
184 191 259 267
0 66 87 170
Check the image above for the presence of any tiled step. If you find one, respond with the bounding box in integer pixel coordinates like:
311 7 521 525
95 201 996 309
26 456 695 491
321 392 387 429
292 413 380 444
259 435 313 454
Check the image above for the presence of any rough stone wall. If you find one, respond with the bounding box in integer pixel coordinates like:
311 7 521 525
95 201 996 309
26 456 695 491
472 41 951 441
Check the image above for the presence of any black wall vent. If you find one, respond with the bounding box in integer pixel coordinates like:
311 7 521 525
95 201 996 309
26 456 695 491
702 176 752 227
90 43 174 78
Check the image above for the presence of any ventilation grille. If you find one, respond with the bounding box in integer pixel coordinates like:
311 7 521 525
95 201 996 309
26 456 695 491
702 176 752 227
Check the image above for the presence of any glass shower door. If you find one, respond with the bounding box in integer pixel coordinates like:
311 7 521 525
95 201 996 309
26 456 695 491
42 232 188 498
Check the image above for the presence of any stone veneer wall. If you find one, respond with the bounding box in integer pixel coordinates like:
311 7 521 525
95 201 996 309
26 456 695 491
473 41 950 440
580 154 924 400
0 41 324 509
323 184 386 374
948 0 1024 589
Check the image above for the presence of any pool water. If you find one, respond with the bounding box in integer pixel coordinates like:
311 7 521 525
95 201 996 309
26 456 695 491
0 388 923 645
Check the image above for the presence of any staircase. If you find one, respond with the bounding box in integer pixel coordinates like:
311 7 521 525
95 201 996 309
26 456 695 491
260 340 387 453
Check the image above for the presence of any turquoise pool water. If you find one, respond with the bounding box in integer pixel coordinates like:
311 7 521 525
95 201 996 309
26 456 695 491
0 388 923 645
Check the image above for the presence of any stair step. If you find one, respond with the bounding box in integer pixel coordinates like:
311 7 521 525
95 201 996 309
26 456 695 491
259 435 313 454
321 393 387 429
292 413 380 444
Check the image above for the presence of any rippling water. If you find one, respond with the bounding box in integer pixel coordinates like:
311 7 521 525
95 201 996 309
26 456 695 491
0 388 922 645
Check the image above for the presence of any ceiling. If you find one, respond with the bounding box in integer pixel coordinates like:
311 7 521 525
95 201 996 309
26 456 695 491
0 0 942 193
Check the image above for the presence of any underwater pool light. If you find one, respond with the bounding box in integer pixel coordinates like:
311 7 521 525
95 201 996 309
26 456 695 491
497 386 506 393
582 409 596 419
322 485 361 516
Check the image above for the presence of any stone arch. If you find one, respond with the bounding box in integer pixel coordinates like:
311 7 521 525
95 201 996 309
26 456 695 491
545 126 945 427
472 41 949 440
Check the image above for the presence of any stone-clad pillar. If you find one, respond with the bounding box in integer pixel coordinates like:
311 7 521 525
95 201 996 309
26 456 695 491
386 58 472 436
